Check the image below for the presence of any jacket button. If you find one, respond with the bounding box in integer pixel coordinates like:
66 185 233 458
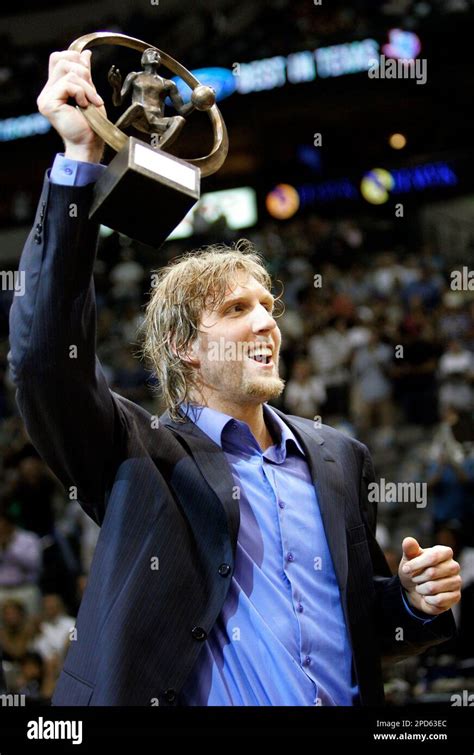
164 688 176 703
34 234 41 244
218 563 231 577
191 626 207 641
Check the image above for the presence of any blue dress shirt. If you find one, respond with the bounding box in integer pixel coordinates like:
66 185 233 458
179 402 360 706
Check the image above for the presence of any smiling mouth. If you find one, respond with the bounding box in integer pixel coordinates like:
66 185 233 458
248 354 273 366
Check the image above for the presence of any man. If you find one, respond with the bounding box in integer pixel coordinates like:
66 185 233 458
7 50 461 706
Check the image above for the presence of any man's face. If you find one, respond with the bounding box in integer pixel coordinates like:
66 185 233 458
188 273 285 408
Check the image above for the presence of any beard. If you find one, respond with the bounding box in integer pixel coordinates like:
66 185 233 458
240 366 286 402
197 352 285 406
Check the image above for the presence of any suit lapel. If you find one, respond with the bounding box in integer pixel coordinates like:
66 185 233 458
161 410 240 552
161 407 348 593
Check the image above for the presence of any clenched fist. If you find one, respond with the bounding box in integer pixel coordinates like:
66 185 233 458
399 536 462 616
37 49 106 164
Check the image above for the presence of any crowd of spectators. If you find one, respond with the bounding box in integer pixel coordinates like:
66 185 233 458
0 204 472 704
1 0 474 707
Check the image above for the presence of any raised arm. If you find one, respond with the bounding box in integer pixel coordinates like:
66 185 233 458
9 51 128 525
108 66 137 107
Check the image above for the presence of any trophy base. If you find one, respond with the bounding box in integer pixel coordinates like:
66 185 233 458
89 136 201 248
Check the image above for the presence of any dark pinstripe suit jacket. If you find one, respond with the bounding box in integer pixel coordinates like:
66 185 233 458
7 174 455 706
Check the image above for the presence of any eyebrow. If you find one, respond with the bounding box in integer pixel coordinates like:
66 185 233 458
221 292 275 309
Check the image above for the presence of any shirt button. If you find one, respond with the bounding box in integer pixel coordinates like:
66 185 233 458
303 656 311 667
297 603 304 613
64 167 73 175
286 552 294 562
191 626 207 641
278 501 285 509
218 563 231 577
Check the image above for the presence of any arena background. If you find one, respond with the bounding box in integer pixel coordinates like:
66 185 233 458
0 0 473 707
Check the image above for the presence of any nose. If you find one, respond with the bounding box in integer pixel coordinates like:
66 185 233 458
251 303 277 334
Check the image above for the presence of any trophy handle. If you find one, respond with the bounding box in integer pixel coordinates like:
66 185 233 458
69 32 228 177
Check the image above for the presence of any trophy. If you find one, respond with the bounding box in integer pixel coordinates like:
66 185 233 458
68 32 229 247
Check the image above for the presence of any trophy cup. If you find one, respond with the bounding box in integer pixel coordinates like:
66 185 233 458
68 32 229 247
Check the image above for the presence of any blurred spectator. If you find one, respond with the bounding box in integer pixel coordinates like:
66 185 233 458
391 322 440 426
0 456 79 604
401 264 444 312
351 328 394 435
0 599 35 662
371 252 406 298
438 339 474 412
308 317 351 419
427 417 474 533
30 594 74 664
284 356 326 419
439 292 471 341
340 264 373 305
0 505 42 617
10 650 57 703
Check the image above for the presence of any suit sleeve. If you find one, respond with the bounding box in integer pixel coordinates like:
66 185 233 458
8 172 130 525
358 443 456 661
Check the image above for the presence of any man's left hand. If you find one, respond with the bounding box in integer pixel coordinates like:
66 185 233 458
398 536 462 616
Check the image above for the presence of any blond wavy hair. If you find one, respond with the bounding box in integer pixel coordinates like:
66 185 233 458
140 239 283 422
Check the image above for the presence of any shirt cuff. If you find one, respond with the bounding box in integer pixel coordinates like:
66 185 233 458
401 585 435 624
50 153 106 186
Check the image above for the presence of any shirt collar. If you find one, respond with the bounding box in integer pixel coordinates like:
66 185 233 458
179 402 305 460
